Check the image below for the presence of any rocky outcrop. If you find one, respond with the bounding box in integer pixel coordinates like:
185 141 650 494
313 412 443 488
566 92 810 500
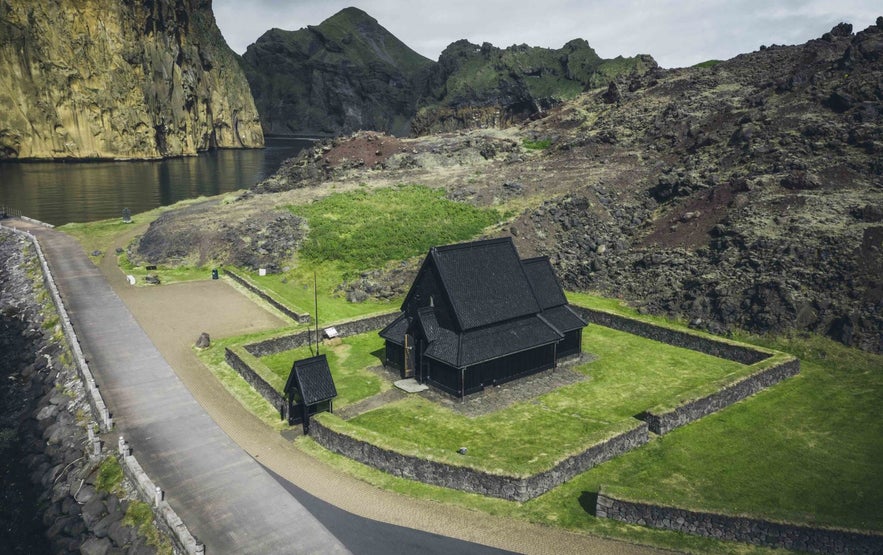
240 7 432 137
413 39 658 135
129 19 883 354
521 20 883 352
0 0 263 160
132 198 306 272
239 8 656 137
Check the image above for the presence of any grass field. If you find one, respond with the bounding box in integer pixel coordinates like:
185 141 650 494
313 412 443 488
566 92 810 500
260 333 389 408
63 200 883 551
315 323 765 475
293 330 883 555
288 184 505 272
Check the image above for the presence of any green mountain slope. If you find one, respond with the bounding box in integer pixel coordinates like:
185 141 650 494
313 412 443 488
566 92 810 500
241 8 656 137
240 7 433 136
414 38 657 134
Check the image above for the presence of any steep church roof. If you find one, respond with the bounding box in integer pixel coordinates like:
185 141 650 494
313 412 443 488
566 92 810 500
383 238 586 370
404 238 541 331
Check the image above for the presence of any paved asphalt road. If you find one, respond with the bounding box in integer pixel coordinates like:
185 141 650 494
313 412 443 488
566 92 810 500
14 221 348 553
261 464 516 555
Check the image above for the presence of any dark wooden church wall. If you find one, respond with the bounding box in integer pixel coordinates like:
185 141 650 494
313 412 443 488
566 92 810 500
558 329 582 358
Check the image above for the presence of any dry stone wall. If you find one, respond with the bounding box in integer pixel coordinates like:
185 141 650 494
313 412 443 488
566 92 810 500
596 490 883 554
312 419 649 502
243 311 399 357
573 305 800 435
572 306 770 364
225 347 286 417
224 269 311 323
640 358 800 434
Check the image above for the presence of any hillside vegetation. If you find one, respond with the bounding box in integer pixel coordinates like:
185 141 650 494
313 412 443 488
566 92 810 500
137 19 882 355
239 7 655 137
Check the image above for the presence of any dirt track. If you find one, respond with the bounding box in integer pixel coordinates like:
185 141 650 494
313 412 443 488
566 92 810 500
98 224 665 555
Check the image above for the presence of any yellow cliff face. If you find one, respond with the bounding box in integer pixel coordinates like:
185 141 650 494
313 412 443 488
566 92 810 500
0 0 263 160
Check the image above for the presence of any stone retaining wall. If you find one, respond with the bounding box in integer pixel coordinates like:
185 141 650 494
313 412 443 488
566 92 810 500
13 226 113 430
244 311 399 357
572 306 770 364
572 304 800 435
3 222 204 555
225 347 286 417
117 438 203 554
640 358 800 435
224 269 311 323
596 490 883 554
311 419 649 502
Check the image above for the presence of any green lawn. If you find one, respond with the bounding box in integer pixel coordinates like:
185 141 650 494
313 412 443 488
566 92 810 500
299 331 883 553
529 333 883 533
260 333 388 408
288 184 506 272
194 331 294 431
245 184 506 321
323 324 760 475
205 289 882 551
246 262 399 322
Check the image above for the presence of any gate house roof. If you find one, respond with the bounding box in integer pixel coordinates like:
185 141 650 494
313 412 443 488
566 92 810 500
285 354 337 406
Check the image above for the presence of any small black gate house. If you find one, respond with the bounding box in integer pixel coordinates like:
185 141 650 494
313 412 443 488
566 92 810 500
285 354 337 433
380 238 586 398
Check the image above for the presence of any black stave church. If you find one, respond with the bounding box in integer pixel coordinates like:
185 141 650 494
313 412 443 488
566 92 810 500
380 238 587 398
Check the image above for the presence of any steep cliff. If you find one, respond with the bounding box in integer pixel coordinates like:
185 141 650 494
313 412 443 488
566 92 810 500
0 0 263 160
239 8 656 137
412 39 658 135
240 7 432 137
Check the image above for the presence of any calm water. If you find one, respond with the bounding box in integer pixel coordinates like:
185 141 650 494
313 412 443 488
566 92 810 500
0 137 312 226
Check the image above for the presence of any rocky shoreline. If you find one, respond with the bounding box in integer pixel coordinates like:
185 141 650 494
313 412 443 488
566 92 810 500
0 228 172 554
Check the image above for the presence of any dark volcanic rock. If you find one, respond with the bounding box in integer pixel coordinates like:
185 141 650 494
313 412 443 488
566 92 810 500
1 228 176 553
240 7 433 137
134 199 306 272
240 8 657 137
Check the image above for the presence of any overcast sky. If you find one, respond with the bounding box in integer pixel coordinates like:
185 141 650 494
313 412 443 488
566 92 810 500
213 1 881 68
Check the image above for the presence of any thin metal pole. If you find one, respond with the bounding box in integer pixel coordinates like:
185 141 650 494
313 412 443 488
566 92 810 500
314 271 319 356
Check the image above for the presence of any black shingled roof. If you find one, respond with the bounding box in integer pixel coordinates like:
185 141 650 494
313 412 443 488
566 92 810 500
424 238 540 331
522 256 568 310
539 305 586 334
425 314 563 367
379 313 410 345
385 238 587 371
286 354 337 406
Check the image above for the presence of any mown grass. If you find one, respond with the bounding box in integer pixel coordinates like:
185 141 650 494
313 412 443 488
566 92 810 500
246 184 505 320
324 323 755 475
245 261 398 322
119 252 211 286
194 331 293 431
298 329 883 552
260 333 388 408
